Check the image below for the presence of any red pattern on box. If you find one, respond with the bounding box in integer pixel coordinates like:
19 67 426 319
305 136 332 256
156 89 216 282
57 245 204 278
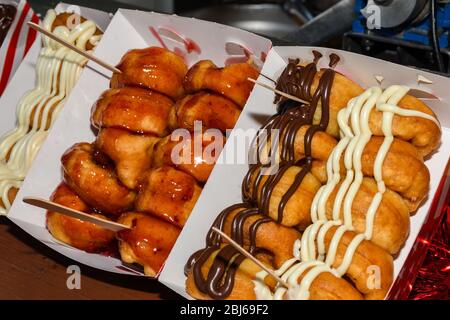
388 159 450 300
0 0 39 95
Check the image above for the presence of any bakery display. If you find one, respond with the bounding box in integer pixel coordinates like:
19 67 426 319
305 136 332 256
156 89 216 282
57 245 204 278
46 45 260 276
2 5 445 299
0 9 103 215
185 51 442 300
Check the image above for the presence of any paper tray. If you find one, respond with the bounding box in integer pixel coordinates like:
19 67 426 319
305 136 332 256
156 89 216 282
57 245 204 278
6 8 272 276
159 46 450 299
5 8 449 298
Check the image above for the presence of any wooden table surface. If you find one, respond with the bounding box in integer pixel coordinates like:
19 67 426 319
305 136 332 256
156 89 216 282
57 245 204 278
0 216 181 300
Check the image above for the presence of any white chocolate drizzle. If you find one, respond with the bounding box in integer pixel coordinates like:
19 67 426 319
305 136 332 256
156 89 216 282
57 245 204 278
253 85 440 300
0 10 102 215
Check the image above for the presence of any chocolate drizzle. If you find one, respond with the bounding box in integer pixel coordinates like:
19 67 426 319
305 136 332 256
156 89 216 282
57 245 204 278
242 51 337 223
186 203 271 299
186 51 340 299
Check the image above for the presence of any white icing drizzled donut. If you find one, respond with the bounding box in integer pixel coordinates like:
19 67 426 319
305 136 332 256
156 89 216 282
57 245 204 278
0 10 102 214
253 85 440 300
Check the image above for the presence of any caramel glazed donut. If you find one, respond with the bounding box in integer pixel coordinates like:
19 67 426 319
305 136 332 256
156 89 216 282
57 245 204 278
0 10 103 215
185 51 441 300
47 46 260 276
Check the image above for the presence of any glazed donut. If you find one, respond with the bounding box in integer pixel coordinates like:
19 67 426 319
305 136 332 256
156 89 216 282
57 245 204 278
110 47 188 100
117 212 180 277
152 132 225 183
169 92 241 133
95 128 160 190
47 183 115 252
135 166 202 228
61 143 136 215
91 87 174 137
184 60 259 108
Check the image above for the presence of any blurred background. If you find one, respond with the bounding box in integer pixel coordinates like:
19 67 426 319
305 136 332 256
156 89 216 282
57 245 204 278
28 1 450 74
28 0 350 46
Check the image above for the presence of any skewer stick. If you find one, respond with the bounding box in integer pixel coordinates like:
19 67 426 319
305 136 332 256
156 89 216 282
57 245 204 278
211 227 290 288
27 22 121 74
248 78 309 105
23 197 130 232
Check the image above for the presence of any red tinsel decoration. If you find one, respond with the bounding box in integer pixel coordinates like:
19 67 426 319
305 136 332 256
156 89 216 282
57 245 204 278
409 207 450 300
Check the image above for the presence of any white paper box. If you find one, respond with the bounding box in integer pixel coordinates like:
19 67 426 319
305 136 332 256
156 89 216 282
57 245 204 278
0 2 111 146
160 47 450 299
0 2 111 269
6 9 272 276
7 7 448 299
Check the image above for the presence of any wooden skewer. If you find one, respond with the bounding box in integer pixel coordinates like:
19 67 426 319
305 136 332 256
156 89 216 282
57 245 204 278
211 227 290 288
27 22 122 74
248 78 309 105
23 197 130 232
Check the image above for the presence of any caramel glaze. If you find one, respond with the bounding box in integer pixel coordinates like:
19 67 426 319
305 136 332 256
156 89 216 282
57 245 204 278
186 52 339 299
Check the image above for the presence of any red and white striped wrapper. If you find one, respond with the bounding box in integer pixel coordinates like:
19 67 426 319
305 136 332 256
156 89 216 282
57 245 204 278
0 0 39 96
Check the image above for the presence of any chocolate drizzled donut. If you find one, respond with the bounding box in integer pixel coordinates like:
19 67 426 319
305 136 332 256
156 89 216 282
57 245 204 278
243 51 337 223
186 203 268 299
186 51 340 299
